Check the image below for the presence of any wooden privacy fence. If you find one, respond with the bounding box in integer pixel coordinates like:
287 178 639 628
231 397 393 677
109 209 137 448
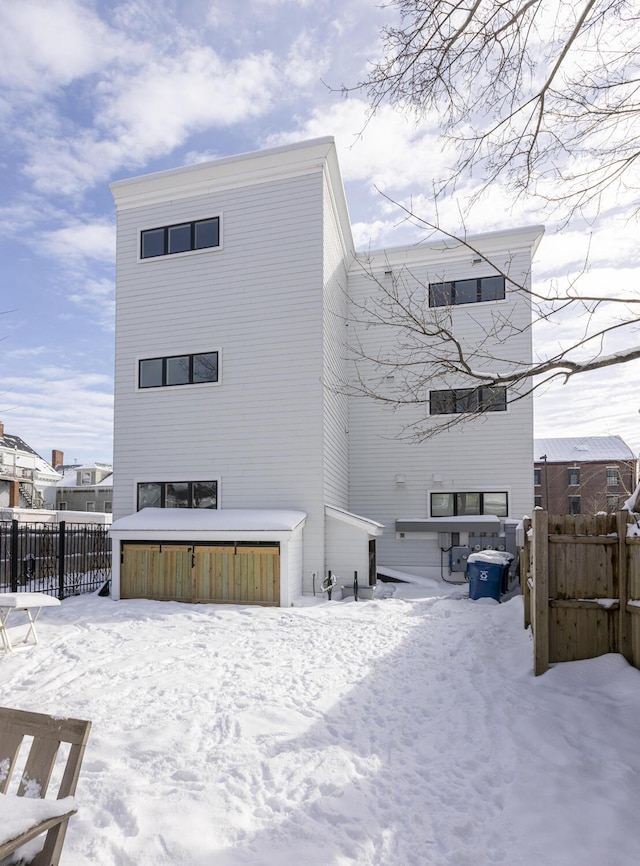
521 510 640 675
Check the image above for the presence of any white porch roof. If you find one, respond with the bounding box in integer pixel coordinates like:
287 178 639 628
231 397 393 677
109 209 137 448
325 505 384 536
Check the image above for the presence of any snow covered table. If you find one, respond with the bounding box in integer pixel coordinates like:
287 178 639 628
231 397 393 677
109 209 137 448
0 593 61 652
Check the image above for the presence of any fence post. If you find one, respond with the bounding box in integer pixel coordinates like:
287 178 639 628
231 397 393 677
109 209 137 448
58 521 66 601
532 509 549 675
10 519 19 593
521 518 531 629
617 510 631 662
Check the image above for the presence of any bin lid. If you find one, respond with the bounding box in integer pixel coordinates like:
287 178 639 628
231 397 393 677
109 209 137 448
467 550 513 565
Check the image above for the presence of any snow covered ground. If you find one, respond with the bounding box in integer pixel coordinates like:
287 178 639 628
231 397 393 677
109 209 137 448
2 579 640 865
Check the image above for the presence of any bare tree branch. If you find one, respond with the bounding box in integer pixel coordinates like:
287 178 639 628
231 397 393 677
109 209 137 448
345 0 640 215
341 209 640 442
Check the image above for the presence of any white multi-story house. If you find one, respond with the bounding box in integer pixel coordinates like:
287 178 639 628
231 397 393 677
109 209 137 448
0 422 60 510
109 138 543 606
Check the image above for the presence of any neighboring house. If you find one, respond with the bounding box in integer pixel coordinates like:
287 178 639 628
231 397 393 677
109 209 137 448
0 422 60 509
56 462 113 513
534 436 638 514
109 137 543 606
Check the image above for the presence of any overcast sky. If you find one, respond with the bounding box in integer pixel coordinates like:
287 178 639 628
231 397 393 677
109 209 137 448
1 0 639 465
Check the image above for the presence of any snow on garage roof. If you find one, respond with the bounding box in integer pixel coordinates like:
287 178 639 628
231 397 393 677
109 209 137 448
110 508 307 533
534 435 636 463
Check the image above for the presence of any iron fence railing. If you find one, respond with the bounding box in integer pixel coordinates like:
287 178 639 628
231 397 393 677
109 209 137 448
0 520 111 599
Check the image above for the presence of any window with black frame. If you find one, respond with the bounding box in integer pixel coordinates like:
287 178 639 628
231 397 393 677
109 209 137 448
137 481 218 510
141 217 220 259
430 491 508 517
139 351 218 388
428 275 505 307
429 386 507 415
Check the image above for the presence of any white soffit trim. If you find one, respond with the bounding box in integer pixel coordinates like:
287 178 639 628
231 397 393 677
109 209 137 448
112 138 336 208
353 224 545 274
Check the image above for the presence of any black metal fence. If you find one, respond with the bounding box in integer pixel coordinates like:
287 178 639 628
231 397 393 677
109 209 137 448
0 520 111 599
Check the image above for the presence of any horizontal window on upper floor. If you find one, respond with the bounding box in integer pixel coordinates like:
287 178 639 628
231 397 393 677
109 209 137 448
139 351 219 389
431 491 509 518
137 481 218 511
429 386 507 415
428 276 505 307
140 217 220 259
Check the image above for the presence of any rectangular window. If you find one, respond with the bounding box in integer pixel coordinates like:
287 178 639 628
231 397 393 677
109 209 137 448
430 492 508 517
139 351 219 388
568 495 581 514
86 501 96 512
137 481 218 511
534 495 542 508
607 495 619 512
430 386 507 415
428 275 505 307
534 468 541 486
104 501 112 513
606 467 619 486
58 502 67 511
567 467 580 486
141 216 220 259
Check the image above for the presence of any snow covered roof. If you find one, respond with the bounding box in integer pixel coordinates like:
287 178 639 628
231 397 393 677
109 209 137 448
57 464 113 487
534 436 636 463
0 432 38 457
0 430 59 479
111 507 307 533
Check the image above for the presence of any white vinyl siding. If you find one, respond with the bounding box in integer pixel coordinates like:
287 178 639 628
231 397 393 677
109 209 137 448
113 164 343 590
346 233 537 574
321 172 352 512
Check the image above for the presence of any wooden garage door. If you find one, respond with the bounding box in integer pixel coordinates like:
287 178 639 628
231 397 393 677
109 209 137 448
121 543 280 605
194 546 279 605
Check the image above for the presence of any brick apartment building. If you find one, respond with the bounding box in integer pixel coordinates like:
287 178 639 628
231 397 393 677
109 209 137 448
534 436 637 515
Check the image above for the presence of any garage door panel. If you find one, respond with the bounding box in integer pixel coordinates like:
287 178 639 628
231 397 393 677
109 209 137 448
195 545 279 605
194 546 235 602
162 546 192 601
121 544 161 599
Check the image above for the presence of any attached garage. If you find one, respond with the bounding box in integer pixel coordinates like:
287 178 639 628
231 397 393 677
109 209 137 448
110 508 306 607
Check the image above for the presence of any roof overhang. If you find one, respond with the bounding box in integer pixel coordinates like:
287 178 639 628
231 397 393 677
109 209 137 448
396 516 502 534
326 505 384 536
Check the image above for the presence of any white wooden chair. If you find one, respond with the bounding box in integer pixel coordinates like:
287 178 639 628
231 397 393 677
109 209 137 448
0 707 91 865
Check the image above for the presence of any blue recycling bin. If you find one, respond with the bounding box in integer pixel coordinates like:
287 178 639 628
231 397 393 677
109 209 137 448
467 552 512 602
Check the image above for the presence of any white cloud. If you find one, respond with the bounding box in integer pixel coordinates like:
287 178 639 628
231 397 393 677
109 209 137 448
268 98 447 190
534 360 640 456
0 0 129 94
40 222 115 263
23 48 280 195
68 278 115 332
2 367 114 464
